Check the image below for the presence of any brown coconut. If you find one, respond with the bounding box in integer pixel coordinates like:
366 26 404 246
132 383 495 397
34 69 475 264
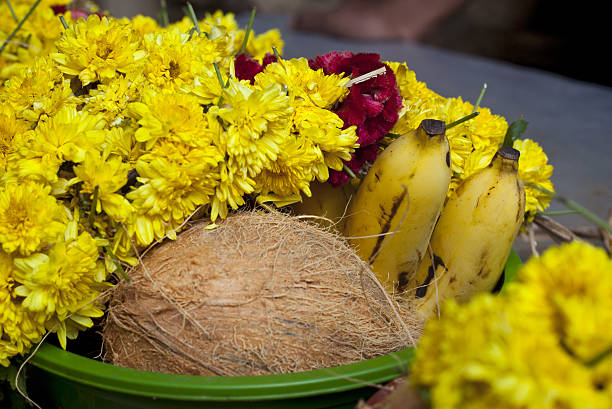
103 211 422 376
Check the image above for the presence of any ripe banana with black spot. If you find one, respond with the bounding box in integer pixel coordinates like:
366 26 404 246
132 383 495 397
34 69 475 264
290 179 358 232
343 119 452 292
408 146 526 320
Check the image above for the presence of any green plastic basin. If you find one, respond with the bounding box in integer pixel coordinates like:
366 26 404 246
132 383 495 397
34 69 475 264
27 251 522 409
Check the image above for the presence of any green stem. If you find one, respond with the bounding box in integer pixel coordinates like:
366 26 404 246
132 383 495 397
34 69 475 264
272 46 281 59
447 112 479 129
5 0 18 22
88 185 99 226
343 164 356 179
540 210 581 216
158 0 169 28
185 2 200 36
104 246 130 282
529 184 612 233
0 0 41 54
213 62 229 106
239 8 256 54
473 83 487 113
59 15 68 30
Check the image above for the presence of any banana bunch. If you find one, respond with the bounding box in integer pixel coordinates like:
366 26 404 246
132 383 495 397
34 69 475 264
407 146 525 320
343 119 452 292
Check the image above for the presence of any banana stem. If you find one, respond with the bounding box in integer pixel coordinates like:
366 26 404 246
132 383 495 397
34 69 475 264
530 184 612 234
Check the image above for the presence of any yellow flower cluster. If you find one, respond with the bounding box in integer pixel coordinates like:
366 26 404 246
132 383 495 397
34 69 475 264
387 61 554 219
411 241 612 409
0 2 358 363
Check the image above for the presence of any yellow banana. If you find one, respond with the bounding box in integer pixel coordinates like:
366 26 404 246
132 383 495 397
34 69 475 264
408 146 526 320
290 179 358 232
343 119 452 292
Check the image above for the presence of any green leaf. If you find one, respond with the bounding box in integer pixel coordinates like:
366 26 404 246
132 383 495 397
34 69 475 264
503 118 528 147
500 250 522 293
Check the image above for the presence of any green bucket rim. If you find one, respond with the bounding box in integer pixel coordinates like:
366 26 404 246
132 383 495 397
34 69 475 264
29 251 521 402
29 343 414 401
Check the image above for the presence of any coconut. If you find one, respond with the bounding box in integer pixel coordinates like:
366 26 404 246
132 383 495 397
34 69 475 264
103 211 422 376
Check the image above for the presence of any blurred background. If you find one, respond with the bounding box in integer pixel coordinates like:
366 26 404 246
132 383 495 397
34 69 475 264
96 0 611 88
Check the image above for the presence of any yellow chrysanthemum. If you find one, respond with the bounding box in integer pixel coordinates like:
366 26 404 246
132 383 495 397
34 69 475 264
509 241 612 363
212 80 293 176
254 57 350 109
127 89 212 149
73 151 133 223
127 15 160 36
0 55 76 123
200 10 239 34
411 241 612 409
513 138 554 220
0 5 63 79
103 126 145 166
141 28 221 92
13 232 107 349
126 140 222 246
292 105 358 180
243 29 284 61
0 181 67 256
81 73 143 126
255 135 320 205
0 250 47 366
0 105 29 173
185 69 225 106
52 15 146 86
3 106 106 185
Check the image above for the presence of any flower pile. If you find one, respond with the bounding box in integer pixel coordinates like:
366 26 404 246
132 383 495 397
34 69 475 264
0 1 554 366
411 241 612 408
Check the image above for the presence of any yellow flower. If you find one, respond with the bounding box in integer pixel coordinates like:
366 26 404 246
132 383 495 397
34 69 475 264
0 105 29 173
244 29 284 61
81 73 144 126
411 242 612 409
126 140 222 246
510 241 612 363
0 55 76 123
212 79 293 177
292 105 358 180
513 138 554 219
4 106 106 185
141 28 220 92
128 15 160 36
52 16 146 86
255 135 320 205
73 151 133 223
185 69 225 106
13 232 107 349
127 89 211 149
0 181 67 256
0 250 46 366
254 58 350 109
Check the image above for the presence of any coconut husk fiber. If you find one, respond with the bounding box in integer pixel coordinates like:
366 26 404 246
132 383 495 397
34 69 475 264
103 211 422 376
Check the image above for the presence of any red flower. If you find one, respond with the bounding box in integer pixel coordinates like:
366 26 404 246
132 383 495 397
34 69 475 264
310 52 402 185
52 6 104 19
234 53 278 84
